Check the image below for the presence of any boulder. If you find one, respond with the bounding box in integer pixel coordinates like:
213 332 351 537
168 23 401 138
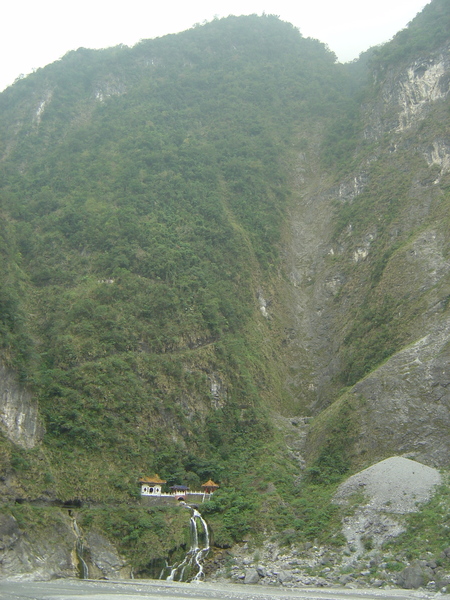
84 530 130 579
396 565 425 589
277 570 293 583
244 568 260 584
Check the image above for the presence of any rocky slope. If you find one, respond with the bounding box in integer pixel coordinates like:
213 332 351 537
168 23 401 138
286 33 450 469
0 510 129 581
208 458 448 592
1 0 450 588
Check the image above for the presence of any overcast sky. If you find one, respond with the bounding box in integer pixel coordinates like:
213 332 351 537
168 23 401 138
1 0 430 93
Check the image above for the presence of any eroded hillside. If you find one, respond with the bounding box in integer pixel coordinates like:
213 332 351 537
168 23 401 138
1 0 450 583
287 0 450 472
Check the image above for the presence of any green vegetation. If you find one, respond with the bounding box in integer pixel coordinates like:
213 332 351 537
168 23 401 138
385 477 450 559
327 85 450 387
0 14 355 546
1 1 450 573
370 0 450 67
80 505 191 573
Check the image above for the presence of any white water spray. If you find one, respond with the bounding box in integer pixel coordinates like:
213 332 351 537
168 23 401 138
166 504 210 582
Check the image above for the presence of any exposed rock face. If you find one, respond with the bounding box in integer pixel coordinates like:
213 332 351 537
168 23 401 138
285 40 450 474
365 44 450 138
0 512 77 581
209 373 227 409
350 320 450 466
0 364 44 449
424 139 450 180
285 138 346 411
84 530 130 580
0 510 129 582
396 54 450 131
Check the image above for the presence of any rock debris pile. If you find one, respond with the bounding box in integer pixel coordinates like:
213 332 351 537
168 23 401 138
208 540 450 592
334 456 442 553
207 457 449 592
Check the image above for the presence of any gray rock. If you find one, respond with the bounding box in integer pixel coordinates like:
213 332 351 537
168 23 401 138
396 565 425 589
349 318 450 467
0 511 76 580
368 553 381 567
84 530 129 579
436 573 450 589
334 457 441 552
0 363 44 448
244 568 260 584
277 570 293 583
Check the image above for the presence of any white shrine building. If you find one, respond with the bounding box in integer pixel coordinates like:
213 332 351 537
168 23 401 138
139 474 219 503
139 474 166 496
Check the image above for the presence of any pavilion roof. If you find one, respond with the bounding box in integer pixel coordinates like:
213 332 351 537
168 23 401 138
201 479 219 488
139 474 166 484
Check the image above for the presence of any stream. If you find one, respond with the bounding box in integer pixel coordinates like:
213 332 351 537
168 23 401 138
72 516 89 579
164 502 210 582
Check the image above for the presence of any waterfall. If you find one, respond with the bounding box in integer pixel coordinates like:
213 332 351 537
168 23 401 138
165 504 210 582
72 517 89 579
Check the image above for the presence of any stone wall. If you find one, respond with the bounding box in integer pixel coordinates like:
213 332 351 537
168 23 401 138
140 493 210 506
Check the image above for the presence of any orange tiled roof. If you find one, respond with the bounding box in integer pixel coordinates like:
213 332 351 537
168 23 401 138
139 474 166 484
201 479 219 488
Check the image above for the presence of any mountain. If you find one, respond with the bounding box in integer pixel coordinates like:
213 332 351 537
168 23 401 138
0 0 450 585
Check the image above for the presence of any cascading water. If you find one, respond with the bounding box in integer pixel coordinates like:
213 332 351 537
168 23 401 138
72 517 89 579
164 503 210 582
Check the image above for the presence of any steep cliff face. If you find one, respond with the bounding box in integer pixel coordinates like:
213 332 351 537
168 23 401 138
0 511 78 580
0 509 131 580
293 36 450 467
0 364 44 449
365 44 450 138
350 317 450 467
284 128 344 413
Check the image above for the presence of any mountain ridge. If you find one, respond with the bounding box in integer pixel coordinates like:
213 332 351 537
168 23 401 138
1 2 450 585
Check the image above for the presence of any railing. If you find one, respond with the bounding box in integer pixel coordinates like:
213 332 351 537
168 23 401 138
141 490 214 501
